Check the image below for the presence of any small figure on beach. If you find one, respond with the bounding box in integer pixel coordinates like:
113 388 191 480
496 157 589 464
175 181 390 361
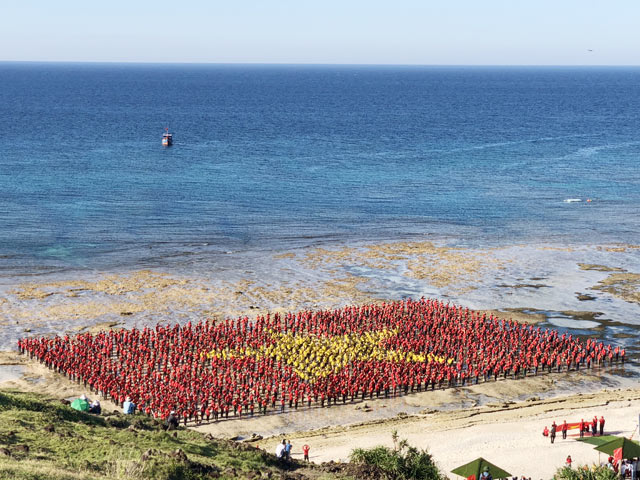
566 455 572 468
579 419 585 438
550 421 557 444
165 410 179 431
606 456 614 471
561 420 568 440
591 416 597 436
275 439 286 460
88 399 101 414
481 466 493 480
123 396 136 415
284 440 292 460
599 416 605 436
302 444 310 462
542 426 549 437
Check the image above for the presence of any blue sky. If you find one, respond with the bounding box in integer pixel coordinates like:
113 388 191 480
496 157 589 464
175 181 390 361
2 0 639 65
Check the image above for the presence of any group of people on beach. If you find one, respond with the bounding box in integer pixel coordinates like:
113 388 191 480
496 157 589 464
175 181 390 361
274 439 310 462
544 416 605 443
18 298 625 426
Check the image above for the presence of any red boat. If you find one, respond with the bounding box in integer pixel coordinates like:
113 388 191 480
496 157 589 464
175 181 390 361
162 128 173 146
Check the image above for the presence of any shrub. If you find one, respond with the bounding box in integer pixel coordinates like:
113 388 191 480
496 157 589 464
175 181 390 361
349 432 444 480
554 465 618 480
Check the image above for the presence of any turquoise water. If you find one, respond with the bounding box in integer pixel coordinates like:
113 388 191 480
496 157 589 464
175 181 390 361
1 63 639 274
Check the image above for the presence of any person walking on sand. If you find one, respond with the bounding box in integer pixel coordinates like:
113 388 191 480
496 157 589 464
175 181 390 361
562 420 568 440
580 419 585 438
566 455 572 468
599 416 605 436
550 421 557 444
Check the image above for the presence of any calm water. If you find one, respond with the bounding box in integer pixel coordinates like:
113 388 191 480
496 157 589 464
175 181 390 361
1 63 640 274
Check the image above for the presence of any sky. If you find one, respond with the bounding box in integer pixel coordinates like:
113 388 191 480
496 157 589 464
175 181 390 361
1 0 639 65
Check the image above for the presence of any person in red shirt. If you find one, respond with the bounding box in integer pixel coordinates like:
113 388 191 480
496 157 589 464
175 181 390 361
561 420 568 440
599 416 605 436
579 419 585 438
302 444 310 462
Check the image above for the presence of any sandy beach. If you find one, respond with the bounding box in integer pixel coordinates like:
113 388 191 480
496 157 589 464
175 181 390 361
1 240 639 478
258 387 640 479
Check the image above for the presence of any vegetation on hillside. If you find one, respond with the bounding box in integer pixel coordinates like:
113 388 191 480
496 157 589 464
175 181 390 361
0 389 374 480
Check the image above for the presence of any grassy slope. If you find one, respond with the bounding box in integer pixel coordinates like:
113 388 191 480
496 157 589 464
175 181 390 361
0 390 369 480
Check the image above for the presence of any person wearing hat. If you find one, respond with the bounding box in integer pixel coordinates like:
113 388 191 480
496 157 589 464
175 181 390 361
481 466 493 480
165 411 179 431
88 399 101 414
122 396 136 415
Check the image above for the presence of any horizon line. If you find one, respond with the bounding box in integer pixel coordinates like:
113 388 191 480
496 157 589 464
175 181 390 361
1 60 640 68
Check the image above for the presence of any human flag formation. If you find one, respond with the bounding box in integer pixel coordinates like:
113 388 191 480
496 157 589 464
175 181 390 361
18 298 624 424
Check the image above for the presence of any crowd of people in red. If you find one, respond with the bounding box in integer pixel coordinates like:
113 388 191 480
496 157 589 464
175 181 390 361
18 298 624 425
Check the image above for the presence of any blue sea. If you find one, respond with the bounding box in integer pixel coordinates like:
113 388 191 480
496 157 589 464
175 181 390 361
1 63 639 275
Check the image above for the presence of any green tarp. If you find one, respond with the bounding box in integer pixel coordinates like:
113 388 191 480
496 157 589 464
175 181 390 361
593 437 640 459
70 398 89 412
577 435 620 447
451 457 512 480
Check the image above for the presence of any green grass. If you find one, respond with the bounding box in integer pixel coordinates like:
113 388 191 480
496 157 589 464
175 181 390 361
0 389 355 480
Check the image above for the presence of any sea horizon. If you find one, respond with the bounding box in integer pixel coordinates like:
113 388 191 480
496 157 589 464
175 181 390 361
3 60 640 67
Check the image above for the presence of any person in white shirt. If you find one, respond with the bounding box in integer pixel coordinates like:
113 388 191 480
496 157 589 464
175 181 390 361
275 440 286 459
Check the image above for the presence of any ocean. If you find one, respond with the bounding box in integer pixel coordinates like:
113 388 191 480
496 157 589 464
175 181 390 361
1 63 639 365
1 63 639 273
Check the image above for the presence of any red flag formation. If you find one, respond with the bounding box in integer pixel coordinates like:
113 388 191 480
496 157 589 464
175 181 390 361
18 298 624 423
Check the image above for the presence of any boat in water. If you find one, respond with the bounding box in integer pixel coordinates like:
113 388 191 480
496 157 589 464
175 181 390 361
162 128 173 147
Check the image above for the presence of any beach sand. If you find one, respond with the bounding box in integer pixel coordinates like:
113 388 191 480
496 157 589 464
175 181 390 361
1 240 639 478
257 387 640 479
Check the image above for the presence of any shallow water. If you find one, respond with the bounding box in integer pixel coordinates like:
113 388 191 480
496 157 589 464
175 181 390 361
1 64 640 276
0 365 24 384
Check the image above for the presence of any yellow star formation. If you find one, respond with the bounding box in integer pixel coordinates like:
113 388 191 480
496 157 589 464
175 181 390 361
205 328 452 382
